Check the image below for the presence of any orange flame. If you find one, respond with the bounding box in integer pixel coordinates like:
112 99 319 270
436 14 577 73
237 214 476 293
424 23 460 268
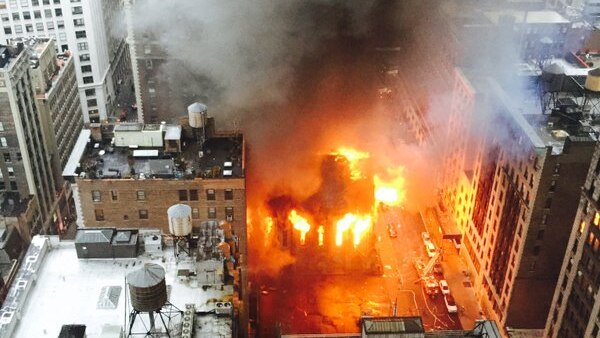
374 166 406 207
288 209 311 245
317 225 324 246
330 147 369 180
336 213 372 247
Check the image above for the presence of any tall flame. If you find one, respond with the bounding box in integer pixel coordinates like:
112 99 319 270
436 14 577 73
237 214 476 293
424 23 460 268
336 213 372 247
374 166 406 207
288 209 311 245
331 147 369 180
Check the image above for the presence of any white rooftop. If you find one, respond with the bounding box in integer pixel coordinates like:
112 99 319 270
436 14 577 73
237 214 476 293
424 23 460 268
484 10 569 25
3 236 233 338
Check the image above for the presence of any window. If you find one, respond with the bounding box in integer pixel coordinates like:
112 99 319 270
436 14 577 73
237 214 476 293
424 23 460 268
32 0 39 5
0 182 4 190
139 209 148 219
3 27 10 34
0 122 3 131
46 21 53 30
84 88 95 96
54 8 61 16
136 190 146 201
33 10 40 18
206 189 215 200
79 53 89 62
56 20 63 29
14 25 21 33
23 12 30 20
81 65 92 73
73 18 84 26
1 14 8 22
91 190 101 202
3 153 10 162
178 189 188 201
189 189 198 201
6 167 13 177
545 198 552 209
58 32 66 41
83 76 93 84
77 42 88 51
208 207 216 219
533 245 541 256
146 59 153 69
0 169 3 179
71 6 82 15
53 0 59 3
225 189 233 200
192 207 199 219
25 24 32 32
35 22 43 31
44 9 51 18
87 99 97 107
111 190 118 201
95 209 104 221
9 181 16 190
43 0 49 5
75 30 86 38
16 152 20 161
537 230 545 240
225 207 234 221
0 137 6 147
12 13 19 21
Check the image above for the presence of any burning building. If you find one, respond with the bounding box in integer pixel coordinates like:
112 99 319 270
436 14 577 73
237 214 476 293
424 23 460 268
265 149 381 275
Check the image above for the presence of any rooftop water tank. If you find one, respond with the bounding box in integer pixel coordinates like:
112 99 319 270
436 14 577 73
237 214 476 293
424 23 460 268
187 102 207 128
167 204 192 237
585 68 600 92
127 263 167 312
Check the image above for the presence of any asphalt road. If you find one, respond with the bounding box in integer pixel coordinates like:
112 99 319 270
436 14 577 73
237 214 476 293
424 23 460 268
375 207 461 331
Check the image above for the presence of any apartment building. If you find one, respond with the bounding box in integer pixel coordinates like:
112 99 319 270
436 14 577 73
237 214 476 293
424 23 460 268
26 38 82 180
544 142 600 337
0 0 133 123
65 115 247 254
0 43 57 236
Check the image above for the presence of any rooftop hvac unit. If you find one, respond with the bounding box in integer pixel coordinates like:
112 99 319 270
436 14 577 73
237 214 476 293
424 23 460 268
214 302 232 315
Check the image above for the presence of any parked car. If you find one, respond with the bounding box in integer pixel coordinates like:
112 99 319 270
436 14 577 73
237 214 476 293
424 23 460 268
439 279 450 295
387 224 397 238
421 231 431 244
444 294 458 313
425 241 436 258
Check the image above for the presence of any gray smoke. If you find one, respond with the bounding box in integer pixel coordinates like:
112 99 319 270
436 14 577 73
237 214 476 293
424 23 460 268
131 0 374 114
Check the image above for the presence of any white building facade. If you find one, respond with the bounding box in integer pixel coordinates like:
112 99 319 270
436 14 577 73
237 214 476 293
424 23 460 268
0 0 129 123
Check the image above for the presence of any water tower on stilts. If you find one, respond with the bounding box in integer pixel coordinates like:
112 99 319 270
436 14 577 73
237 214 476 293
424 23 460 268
167 204 194 259
125 263 182 337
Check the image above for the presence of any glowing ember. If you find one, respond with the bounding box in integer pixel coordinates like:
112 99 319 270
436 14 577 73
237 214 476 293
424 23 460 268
336 213 372 247
330 147 369 180
374 166 406 207
288 209 311 245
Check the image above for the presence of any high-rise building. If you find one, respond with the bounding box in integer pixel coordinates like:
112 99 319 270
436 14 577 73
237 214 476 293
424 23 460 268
544 141 600 337
26 37 82 183
0 43 57 236
0 0 133 123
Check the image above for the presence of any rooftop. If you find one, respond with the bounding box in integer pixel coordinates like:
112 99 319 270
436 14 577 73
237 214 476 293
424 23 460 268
0 228 234 338
484 10 569 25
67 122 244 181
